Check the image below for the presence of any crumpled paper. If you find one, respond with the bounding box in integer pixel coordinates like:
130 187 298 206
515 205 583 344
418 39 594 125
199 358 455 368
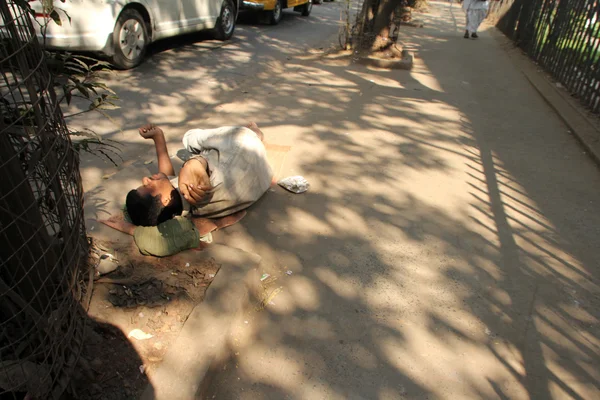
278 176 309 194
128 329 154 340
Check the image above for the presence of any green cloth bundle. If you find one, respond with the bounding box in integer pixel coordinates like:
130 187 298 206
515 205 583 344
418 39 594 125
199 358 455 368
133 216 212 257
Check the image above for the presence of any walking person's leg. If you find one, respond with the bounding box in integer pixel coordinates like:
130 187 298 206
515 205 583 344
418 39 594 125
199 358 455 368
464 13 470 38
471 9 487 38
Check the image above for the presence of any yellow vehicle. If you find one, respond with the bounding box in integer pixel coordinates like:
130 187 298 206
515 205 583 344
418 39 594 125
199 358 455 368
241 0 313 25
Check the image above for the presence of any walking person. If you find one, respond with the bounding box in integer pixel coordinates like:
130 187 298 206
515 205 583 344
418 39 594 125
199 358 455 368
462 0 489 39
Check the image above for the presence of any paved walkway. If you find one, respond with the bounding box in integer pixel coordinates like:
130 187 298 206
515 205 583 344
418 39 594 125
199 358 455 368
200 2 600 399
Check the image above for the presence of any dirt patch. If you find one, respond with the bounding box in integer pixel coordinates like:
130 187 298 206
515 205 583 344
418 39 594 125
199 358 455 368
72 238 220 399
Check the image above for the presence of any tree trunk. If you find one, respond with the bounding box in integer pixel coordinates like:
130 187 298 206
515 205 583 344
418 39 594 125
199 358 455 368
355 0 402 52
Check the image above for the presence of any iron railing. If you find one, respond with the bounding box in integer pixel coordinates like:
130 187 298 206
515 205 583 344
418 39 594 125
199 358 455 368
489 0 600 113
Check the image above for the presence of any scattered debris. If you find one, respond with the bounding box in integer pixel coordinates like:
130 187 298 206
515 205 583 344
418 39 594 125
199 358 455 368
128 329 154 340
286 270 293 275
208 273 215 278
185 263 190 268
82 239 221 399
139 365 146 374
278 176 309 194
260 274 278 285
144 160 153 165
260 273 271 281
106 278 175 308
95 254 119 276
256 286 283 311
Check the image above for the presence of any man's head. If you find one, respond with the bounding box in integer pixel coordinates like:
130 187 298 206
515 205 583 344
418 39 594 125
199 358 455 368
126 173 183 226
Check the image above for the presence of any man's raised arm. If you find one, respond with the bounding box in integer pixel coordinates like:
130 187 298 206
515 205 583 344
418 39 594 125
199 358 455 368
139 124 175 176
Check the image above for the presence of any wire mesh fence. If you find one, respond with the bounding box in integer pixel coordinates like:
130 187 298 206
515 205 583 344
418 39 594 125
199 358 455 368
489 0 600 113
0 0 88 398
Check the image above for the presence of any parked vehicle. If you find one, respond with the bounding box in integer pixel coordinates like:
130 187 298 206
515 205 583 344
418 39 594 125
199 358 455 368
27 0 239 69
240 0 311 25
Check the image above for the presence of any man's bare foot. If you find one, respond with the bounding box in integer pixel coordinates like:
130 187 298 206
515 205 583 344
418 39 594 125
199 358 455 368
213 210 247 230
245 122 264 142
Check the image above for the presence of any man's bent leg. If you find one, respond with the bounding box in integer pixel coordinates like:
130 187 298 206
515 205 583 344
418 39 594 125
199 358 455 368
191 210 247 235
191 217 218 236
245 122 265 142
213 210 247 230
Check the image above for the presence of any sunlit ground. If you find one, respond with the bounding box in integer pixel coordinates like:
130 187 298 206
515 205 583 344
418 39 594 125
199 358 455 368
79 2 599 399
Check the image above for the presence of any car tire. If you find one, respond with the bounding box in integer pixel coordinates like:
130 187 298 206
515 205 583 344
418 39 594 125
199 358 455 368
268 0 283 25
213 0 236 40
112 9 148 70
301 0 312 16
313 0 322 4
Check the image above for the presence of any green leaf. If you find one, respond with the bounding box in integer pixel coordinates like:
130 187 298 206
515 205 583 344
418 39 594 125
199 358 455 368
64 61 87 74
75 82 90 98
71 57 90 72
50 10 62 26
61 8 72 25
96 103 121 110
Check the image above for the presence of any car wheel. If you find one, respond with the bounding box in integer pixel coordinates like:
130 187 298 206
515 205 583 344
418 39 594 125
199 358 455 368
112 9 148 69
213 0 236 40
313 0 322 4
301 0 312 16
268 0 283 25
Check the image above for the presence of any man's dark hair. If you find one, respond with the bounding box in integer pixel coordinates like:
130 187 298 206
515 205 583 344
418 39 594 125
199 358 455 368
126 188 183 226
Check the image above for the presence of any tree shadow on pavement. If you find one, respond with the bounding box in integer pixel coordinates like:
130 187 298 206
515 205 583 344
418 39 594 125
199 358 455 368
78 2 599 399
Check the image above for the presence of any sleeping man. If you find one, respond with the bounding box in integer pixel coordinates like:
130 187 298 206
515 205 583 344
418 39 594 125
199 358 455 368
99 122 273 256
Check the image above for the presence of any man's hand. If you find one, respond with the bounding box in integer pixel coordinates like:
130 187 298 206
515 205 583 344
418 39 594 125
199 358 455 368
139 124 164 140
179 158 212 206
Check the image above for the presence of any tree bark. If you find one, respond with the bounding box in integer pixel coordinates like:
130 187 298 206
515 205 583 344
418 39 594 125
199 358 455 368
355 0 402 51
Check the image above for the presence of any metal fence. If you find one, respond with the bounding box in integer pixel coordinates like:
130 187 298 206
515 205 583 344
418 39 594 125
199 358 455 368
489 0 600 113
0 0 88 398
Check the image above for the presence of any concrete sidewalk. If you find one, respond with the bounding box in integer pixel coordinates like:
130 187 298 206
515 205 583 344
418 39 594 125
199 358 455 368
197 1 600 399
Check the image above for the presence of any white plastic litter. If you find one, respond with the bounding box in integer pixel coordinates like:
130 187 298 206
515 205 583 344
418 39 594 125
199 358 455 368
128 329 154 340
278 176 309 194
95 254 119 276
286 270 293 275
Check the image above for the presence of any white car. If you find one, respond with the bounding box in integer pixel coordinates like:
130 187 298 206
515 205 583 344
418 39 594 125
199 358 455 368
28 0 239 69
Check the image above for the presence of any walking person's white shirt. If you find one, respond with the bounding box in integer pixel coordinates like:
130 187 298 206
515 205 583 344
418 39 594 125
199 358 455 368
462 0 490 36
